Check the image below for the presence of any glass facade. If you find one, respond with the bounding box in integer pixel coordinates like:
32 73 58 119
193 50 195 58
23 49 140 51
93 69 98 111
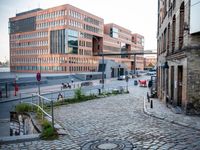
67 29 78 54
50 29 65 54
50 29 79 54
110 27 119 38
9 17 36 34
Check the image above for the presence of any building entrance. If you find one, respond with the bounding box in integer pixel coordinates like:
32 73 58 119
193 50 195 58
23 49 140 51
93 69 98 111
177 66 183 106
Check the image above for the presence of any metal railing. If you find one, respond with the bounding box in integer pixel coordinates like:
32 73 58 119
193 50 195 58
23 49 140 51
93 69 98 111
21 93 54 129
18 85 127 129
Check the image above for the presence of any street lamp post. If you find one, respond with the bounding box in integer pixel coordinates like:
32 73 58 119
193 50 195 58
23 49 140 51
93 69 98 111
36 58 42 105
93 36 104 90
102 53 105 90
134 54 136 75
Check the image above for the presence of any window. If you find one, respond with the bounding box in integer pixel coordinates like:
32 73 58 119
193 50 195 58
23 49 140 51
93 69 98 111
172 15 176 52
110 27 119 38
67 29 78 54
167 23 170 52
179 2 184 49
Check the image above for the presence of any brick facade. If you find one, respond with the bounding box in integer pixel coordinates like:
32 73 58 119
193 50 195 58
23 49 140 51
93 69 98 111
157 0 200 114
9 4 144 74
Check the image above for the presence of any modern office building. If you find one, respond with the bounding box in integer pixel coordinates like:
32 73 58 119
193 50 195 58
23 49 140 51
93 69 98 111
9 4 144 74
157 0 200 114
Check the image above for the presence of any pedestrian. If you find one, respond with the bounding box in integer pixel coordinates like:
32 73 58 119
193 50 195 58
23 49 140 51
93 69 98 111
57 93 63 101
148 80 153 88
71 78 74 83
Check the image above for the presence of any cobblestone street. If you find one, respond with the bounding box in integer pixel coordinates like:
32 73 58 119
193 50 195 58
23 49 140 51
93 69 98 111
1 86 200 149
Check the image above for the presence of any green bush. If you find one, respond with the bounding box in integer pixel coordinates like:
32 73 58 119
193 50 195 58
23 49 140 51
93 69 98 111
42 120 52 130
74 88 85 100
112 90 120 95
40 120 58 140
15 103 33 113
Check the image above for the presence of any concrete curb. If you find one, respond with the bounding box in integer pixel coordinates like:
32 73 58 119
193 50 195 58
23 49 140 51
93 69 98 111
0 96 33 104
0 134 40 144
143 96 200 131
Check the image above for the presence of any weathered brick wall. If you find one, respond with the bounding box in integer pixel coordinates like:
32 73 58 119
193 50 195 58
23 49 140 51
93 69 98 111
186 49 200 114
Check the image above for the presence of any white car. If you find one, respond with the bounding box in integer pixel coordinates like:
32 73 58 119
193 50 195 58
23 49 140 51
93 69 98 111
117 75 126 80
147 71 156 76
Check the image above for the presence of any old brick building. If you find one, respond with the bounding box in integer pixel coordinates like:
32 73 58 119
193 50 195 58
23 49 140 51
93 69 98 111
157 0 200 114
144 56 157 70
9 4 144 74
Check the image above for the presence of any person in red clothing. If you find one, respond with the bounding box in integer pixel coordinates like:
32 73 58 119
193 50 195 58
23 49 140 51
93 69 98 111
14 81 19 96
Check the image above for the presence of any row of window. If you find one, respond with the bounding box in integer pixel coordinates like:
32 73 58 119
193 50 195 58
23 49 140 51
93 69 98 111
36 20 67 29
11 48 93 57
69 19 83 29
14 65 97 72
158 1 184 55
118 34 131 42
11 57 98 64
36 10 66 21
159 0 176 27
118 28 132 35
79 40 92 48
11 49 48 56
11 41 48 48
84 24 102 34
36 9 102 27
36 19 101 35
69 9 102 27
10 32 48 40
80 32 93 39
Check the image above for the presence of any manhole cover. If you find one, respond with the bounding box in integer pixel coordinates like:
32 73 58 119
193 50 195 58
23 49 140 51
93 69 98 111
81 139 135 150
98 143 118 149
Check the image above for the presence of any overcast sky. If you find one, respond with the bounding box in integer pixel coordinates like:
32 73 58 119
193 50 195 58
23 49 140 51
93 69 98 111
0 0 158 62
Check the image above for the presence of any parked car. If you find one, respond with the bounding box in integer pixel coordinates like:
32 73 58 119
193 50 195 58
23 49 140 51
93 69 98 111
129 70 147 76
117 75 126 80
147 71 156 76
81 81 93 87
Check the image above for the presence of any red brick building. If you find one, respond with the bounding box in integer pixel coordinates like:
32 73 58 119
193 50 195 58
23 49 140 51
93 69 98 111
9 4 144 73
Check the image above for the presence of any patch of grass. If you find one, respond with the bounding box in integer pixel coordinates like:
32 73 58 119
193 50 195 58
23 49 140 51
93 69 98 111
15 103 34 113
40 120 58 140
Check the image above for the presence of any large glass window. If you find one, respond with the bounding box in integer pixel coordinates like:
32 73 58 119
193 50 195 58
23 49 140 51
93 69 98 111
68 29 78 37
68 36 78 47
50 29 65 54
67 29 78 54
68 46 78 54
110 27 119 38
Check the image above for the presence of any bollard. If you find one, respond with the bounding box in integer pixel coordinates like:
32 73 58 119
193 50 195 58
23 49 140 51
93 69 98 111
98 89 101 95
147 92 149 102
150 99 153 108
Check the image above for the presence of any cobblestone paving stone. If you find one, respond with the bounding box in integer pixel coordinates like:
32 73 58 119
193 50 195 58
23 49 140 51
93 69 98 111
1 86 200 149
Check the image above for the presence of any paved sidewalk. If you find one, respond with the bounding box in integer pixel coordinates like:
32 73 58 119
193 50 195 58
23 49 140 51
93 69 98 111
0 80 101 103
144 96 200 131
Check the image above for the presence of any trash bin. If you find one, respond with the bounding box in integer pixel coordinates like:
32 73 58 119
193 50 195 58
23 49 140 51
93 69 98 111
134 80 138 85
